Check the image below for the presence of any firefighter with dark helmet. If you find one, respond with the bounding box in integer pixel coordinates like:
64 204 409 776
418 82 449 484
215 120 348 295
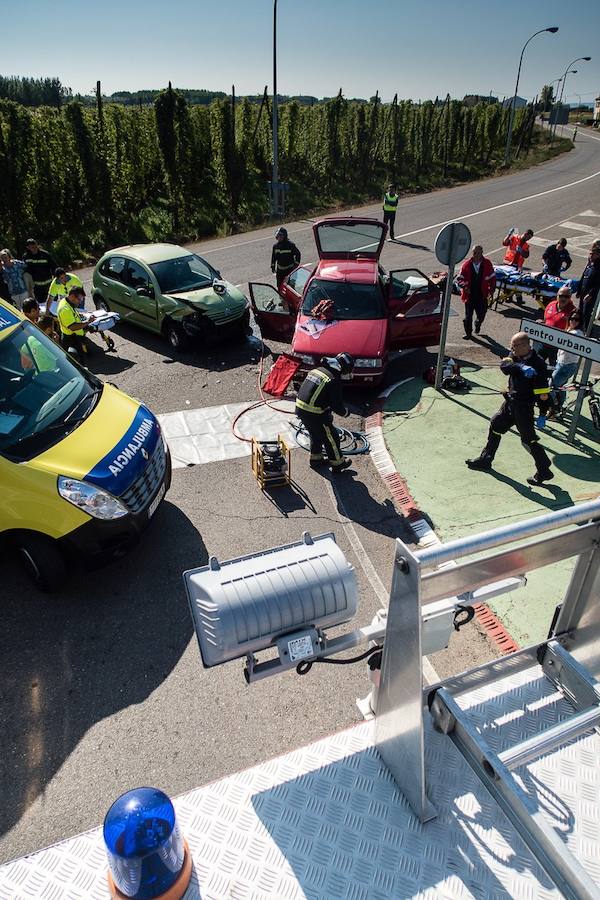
271 227 301 287
295 353 354 472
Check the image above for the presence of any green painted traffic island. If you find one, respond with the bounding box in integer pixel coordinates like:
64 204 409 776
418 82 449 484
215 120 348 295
382 366 599 646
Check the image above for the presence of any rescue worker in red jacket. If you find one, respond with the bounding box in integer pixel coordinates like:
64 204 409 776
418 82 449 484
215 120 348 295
503 228 533 269
458 245 496 339
466 332 553 486
295 353 354 472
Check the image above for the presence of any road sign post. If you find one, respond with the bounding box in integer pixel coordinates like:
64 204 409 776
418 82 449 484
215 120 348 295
434 222 471 390
520 316 600 444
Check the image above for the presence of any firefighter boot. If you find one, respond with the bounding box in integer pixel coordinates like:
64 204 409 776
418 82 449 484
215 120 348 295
331 458 352 472
462 318 472 340
466 432 500 471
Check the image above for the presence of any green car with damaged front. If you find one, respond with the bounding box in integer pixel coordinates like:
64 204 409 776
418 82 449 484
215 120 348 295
92 243 250 351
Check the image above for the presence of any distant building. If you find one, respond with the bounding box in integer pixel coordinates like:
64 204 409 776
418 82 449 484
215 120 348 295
595 96 600 123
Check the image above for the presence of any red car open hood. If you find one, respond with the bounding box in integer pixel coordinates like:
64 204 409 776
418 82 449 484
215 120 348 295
292 316 387 359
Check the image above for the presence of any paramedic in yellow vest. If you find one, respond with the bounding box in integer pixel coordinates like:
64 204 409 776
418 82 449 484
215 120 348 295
383 184 399 241
48 268 85 309
57 286 95 360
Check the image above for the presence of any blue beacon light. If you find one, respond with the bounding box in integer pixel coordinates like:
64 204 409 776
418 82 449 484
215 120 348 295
103 787 192 899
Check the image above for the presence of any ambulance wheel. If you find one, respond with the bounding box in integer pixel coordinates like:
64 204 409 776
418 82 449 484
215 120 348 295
164 320 189 352
15 533 67 593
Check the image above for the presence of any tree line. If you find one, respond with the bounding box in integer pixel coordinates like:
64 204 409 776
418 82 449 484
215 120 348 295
0 76 71 108
0 88 536 261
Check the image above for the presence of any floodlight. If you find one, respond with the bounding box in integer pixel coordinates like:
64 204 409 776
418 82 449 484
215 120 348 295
184 532 359 681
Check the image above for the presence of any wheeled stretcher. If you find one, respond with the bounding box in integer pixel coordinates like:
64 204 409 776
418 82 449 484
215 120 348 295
490 265 580 312
41 300 120 352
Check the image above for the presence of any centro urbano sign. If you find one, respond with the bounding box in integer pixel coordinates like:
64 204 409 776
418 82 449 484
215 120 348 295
520 320 600 364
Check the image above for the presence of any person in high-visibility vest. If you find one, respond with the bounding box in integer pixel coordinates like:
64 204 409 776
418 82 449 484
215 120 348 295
47 268 85 309
502 228 533 269
57 286 96 360
295 353 354 472
382 184 399 241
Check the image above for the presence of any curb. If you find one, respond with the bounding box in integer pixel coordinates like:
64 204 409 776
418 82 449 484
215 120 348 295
366 380 520 656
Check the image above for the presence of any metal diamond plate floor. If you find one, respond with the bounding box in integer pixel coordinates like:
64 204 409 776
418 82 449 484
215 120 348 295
1 689 576 900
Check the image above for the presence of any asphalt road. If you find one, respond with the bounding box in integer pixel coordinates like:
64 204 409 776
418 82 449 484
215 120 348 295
2 126 600 863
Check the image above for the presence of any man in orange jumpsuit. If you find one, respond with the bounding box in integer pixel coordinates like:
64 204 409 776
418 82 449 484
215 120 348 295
503 228 533 269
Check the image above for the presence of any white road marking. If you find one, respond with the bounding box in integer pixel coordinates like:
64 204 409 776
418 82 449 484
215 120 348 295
199 150 600 256
398 167 600 240
557 220 600 234
579 210 600 217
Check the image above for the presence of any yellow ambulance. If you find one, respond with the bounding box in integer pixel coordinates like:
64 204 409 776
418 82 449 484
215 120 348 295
0 300 171 591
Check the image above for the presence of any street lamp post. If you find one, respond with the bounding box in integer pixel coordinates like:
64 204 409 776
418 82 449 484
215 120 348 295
548 71 576 137
271 0 281 217
553 57 591 139
504 26 558 166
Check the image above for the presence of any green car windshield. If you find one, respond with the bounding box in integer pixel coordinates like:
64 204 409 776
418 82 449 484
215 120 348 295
150 254 217 294
0 322 102 461
302 280 386 320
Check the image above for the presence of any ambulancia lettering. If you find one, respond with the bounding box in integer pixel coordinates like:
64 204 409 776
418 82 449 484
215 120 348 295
108 418 154 476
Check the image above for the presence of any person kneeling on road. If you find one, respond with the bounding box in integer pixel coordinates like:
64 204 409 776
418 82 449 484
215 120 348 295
466 332 553 486
296 353 354 472
57 286 95 361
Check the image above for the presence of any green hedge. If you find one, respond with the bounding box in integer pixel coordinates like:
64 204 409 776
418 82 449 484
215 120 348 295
0 90 533 261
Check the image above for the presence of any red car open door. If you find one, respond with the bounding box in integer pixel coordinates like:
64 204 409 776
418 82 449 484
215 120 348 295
248 283 294 342
387 269 443 349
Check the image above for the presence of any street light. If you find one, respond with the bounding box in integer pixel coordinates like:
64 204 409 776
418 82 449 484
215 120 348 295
553 56 592 139
547 71 576 138
271 0 280 217
504 26 559 166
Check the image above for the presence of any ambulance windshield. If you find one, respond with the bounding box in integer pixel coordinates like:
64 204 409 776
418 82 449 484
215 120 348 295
0 322 101 461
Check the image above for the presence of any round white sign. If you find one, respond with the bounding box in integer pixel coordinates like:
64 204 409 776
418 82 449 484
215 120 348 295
434 222 472 266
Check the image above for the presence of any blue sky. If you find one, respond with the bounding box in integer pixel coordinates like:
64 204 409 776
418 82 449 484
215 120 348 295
6 0 600 104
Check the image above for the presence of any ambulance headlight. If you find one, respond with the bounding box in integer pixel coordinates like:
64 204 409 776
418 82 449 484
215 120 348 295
58 476 128 520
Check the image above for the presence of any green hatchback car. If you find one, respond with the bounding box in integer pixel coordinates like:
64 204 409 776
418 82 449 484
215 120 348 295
92 243 250 350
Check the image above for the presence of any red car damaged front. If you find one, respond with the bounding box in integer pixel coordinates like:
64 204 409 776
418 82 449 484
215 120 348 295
248 217 444 385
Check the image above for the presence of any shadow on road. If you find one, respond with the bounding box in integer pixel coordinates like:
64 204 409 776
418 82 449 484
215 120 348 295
393 239 432 252
0 501 206 841
113 321 265 374
327 469 414 543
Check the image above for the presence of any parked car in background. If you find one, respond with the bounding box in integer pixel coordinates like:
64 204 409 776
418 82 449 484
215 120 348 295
249 218 444 385
92 244 250 351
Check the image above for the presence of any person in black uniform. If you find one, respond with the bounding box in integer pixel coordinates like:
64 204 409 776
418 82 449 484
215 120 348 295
271 227 301 288
23 238 58 304
542 238 572 277
576 243 600 331
466 332 553 486
296 353 354 472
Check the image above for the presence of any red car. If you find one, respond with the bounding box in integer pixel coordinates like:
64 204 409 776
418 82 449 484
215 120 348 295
249 217 444 385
